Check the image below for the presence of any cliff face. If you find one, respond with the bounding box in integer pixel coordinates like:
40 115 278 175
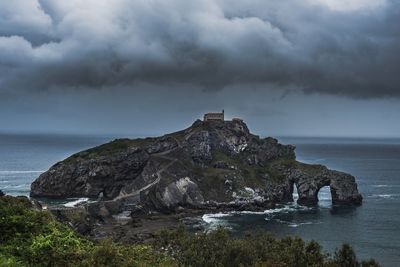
31 119 362 215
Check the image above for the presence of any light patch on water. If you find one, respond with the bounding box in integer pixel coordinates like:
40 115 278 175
287 221 322 228
0 170 45 174
275 218 322 227
1 183 30 190
372 184 400 188
369 194 400 199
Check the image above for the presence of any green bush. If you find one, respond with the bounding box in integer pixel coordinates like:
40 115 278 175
155 227 380 267
0 253 25 267
0 195 380 267
0 196 173 267
81 239 174 267
27 223 91 266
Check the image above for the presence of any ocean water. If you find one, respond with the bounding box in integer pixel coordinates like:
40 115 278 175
0 133 110 196
0 134 399 266
203 137 400 266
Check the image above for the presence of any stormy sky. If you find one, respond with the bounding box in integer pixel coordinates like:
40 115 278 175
1 0 400 137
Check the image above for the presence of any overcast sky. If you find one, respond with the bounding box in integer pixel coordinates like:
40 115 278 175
1 0 400 137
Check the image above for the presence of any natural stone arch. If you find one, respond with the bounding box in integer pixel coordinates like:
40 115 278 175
295 178 330 205
289 165 362 206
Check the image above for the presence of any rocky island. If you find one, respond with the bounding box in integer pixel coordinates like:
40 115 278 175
30 117 362 241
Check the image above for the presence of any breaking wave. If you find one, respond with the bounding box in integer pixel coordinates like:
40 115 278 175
201 203 316 229
202 213 233 224
64 198 89 207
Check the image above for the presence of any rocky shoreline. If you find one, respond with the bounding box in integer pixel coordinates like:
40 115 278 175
43 196 278 243
30 119 362 242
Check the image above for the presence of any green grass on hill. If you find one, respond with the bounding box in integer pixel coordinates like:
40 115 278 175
65 138 156 162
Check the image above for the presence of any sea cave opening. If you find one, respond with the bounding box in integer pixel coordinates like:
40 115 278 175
292 183 299 203
317 186 333 208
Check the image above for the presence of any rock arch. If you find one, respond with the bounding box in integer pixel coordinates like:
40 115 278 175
289 166 362 206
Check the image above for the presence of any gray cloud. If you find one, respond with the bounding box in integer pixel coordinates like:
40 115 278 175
0 0 400 98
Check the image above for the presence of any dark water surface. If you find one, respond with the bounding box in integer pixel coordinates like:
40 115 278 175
0 133 111 196
0 134 399 266
204 137 400 266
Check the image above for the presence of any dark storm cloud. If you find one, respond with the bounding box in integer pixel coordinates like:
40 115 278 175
1 0 400 98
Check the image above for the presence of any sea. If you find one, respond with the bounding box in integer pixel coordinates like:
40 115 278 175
1 134 399 266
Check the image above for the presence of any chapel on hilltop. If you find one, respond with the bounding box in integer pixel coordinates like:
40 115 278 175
203 110 224 121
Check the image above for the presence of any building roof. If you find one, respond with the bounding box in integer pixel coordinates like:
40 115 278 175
205 112 223 115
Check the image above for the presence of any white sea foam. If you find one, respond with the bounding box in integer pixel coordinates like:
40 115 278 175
287 221 320 228
202 213 232 224
264 206 294 216
234 210 265 215
264 204 315 220
201 213 234 230
64 198 89 207
202 203 315 226
274 218 321 228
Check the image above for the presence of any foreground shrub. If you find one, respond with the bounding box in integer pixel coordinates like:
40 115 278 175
0 195 380 267
155 227 380 267
0 196 173 267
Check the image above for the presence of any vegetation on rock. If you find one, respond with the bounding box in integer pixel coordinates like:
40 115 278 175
1 195 378 267
0 195 173 267
156 227 380 267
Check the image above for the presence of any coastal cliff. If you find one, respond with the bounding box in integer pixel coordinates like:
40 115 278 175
31 119 362 216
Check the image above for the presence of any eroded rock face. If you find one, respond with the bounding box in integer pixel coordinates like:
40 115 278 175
30 119 362 216
31 148 150 199
187 130 212 165
145 177 204 211
288 165 363 205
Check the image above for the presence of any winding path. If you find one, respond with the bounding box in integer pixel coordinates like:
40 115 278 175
113 155 177 201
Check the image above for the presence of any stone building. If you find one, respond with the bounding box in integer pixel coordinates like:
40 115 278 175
203 110 224 121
